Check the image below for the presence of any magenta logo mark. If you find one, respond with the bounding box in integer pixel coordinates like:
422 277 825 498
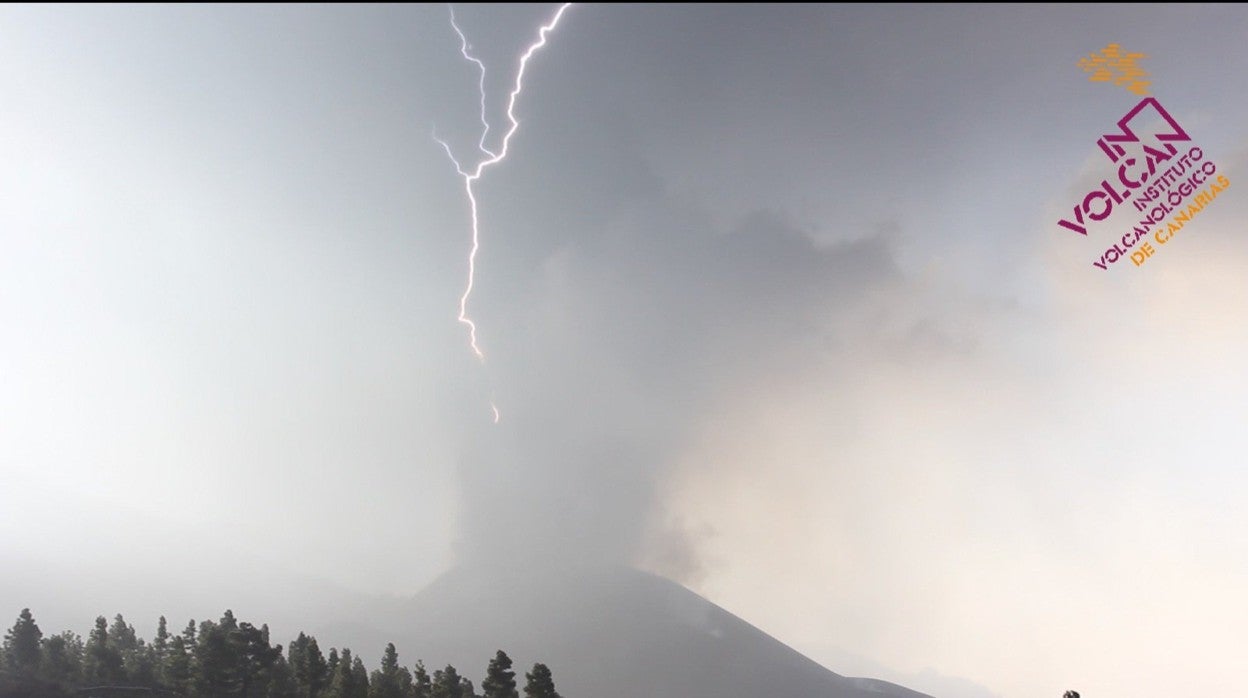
1058 88 1230 270
1059 98 1192 236
1095 97 1190 163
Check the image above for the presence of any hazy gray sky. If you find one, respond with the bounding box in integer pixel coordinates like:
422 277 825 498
4 4 1248 698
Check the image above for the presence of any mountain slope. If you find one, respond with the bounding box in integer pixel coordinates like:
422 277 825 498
347 564 932 698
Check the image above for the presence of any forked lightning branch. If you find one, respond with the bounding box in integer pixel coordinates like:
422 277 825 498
433 3 574 422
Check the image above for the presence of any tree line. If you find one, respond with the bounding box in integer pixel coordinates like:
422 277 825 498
0 608 562 698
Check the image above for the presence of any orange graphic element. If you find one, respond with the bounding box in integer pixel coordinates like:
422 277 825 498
1079 44 1150 95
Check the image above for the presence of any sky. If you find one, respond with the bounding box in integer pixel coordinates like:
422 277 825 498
3 4 1248 698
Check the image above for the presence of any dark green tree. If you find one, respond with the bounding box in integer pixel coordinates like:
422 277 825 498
290 632 328 697
368 642 403 698
327 648 365 698
431 665 462 698
412 660 432 698
107 615 132 680
233 621 281 697
522 664 559 698
351 655 370 698
40 631 83 686
481 651 517 698
326 648 340 681
83 615 124 685
166 634 192 695
182 619 198 653
152 616 170 683
192 618 239 695
288 633 307 693
105 613 154 685
324 650 343 698
0 621 72 698
396 666 414 698
106 614 138 656
2 608 43 678
130 642 157 687
267 652 297 698
0 608 563 698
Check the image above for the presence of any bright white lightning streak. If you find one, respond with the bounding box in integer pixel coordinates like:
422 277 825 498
448 6 496 159
435 2 574 419
439 2 572 360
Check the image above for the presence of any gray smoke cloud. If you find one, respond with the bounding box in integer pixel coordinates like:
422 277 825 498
433 5 999 578
447 144 922 574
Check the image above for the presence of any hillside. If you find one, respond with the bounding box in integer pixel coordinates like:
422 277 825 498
333 564 934 698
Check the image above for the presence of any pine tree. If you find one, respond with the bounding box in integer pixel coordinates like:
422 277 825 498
431 665 462 698
369 642 403 698
396 666 415 698
289 632 313 697
234 621 281 697
380 645 399 676
105 613 153 684
303 636 329 697
2 608 43 677
193 618 239 695
166 634 192 694
107 614 138 656
40 631 83 686
83 615 124 685
0 608 564 698
481 651 517 698
522 664 559 698
221 609 239 632
328 648 363 698
183 619 198 653
152 616 170 684
130 640 157 687
412 660 432 698
326 648 340 681
351 655 370 698
268 652 297 698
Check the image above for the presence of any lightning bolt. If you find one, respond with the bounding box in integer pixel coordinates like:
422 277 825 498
447 6 497 160
435 2 574 420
